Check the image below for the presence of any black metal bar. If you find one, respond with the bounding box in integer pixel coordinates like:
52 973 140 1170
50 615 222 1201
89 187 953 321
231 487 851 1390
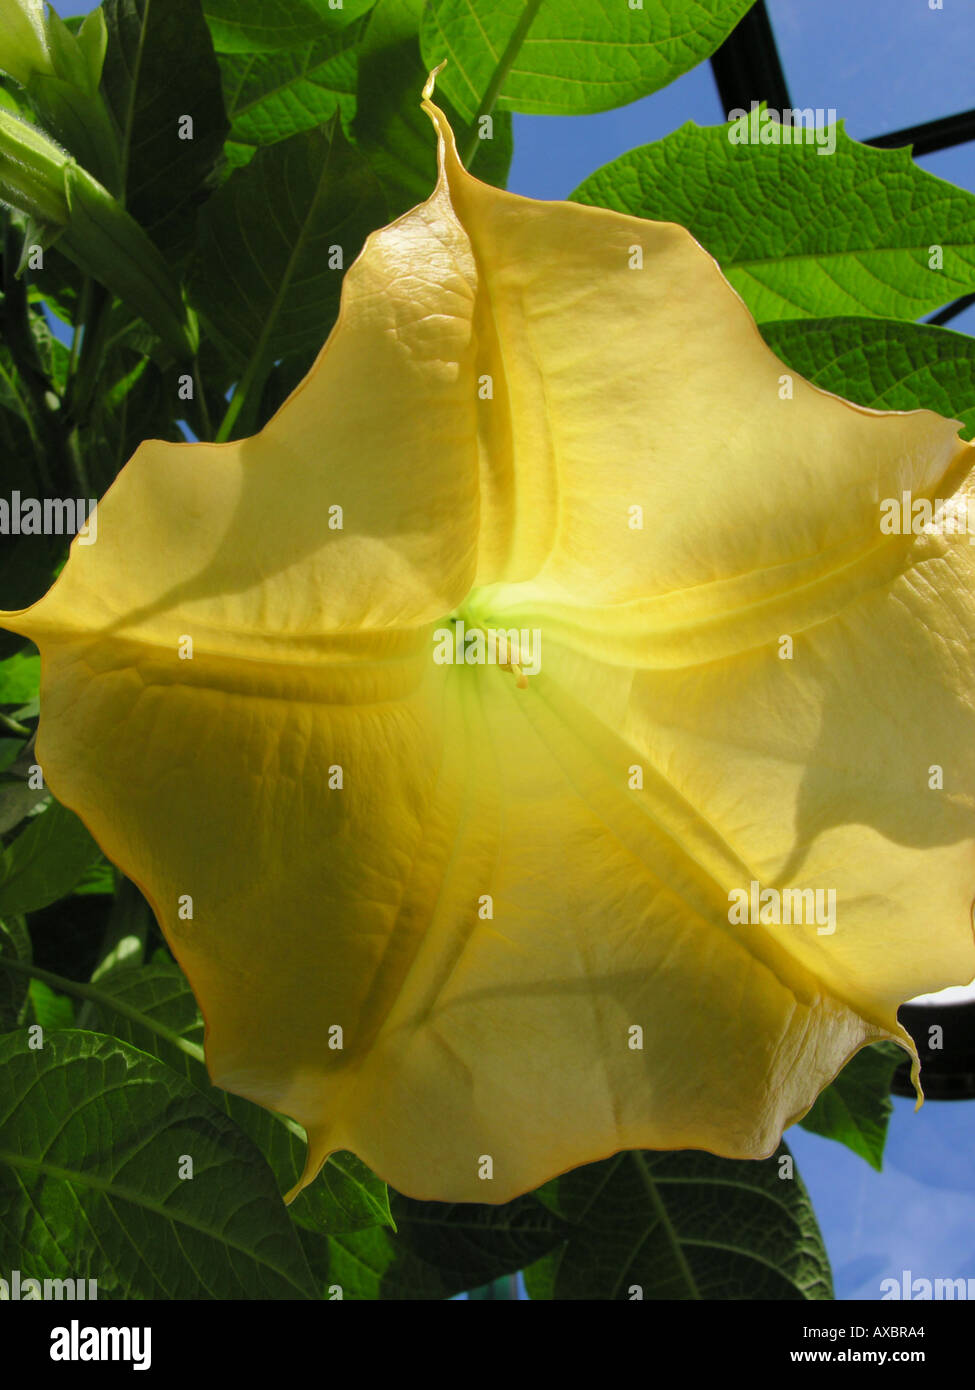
864 108 975 156
710 1 792 119
925 292 975 328
713 4 975 159
892 999 975 1101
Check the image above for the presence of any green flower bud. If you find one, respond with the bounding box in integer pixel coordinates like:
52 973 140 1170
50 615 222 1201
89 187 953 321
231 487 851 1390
0 107 196 360
0 106 67 225
0 0 54 87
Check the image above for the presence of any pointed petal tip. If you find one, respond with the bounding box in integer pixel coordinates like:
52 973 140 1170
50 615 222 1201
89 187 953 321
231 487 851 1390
284 1128 333 1205
910 1047 924 1111
422 60 447 102
0 607 36 641
420 62 467 186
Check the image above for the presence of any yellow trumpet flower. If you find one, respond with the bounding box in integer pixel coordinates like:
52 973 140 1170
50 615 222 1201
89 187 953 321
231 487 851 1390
4 75 974 1204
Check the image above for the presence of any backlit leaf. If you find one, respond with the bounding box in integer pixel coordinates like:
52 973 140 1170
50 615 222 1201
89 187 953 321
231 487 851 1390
421 0 753 121
572 119 975 320
760 317 975 440
203 0 375 54
798 1041 902 1170
218 23 362 170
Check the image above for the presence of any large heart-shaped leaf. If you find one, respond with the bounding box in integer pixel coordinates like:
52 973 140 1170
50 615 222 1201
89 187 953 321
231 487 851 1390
573 121 975 320
218 27 361 170
525 1147 832 1300
187 118 385 375
87 957 393 1235
0 798 101 917
760 317 975 439
0 1030 317 1298
203 0 375 53
421 0 753 121
101 0 228 261
301 1189 565 1298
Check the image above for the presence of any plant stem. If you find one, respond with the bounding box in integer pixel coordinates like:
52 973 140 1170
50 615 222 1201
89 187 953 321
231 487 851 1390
0 713 31 737
215 351 270 443
66 276 92 381
192 354 214 441
64 280 110 431
76 874 148 1028
458 0 545 168
65 425 91 497
0 954 204 1064
1 216 57 491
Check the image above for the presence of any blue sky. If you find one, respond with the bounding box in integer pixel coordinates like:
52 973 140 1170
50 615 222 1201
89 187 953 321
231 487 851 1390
46 0 975 1300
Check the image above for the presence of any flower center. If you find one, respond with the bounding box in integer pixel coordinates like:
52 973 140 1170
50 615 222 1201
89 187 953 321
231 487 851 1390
438 597 541 687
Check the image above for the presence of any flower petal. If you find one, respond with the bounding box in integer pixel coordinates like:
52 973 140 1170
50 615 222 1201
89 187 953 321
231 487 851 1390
6 159 484 653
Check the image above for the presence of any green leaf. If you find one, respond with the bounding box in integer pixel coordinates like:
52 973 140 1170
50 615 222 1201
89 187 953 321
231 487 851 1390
27 311 70 396
82 338 187 490
218 23 362 170
101 0 229 262
0 915 30 1029
25 245 84 325
421 0 753 125
302 1190 565 1298
0 1029 317 1298
526 1146 832 1300
0 334 69 649
204 0 375 53
77 7 110 92
59 162 197 358
303 1151 394 1236
187 119 385 372
0 738 48 837
798 1042 903 1171
388 1190 564 1288
0 364 39 479
760 317 975 440
355 0 511 219
27 976 74 1028
87 958 393 1235
0 741 21 773
72 858 116 895
0 533 65 660
0 332 61 527
25 64 121 193
0 650 39 704
572 120 975 321
0 798 102 916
